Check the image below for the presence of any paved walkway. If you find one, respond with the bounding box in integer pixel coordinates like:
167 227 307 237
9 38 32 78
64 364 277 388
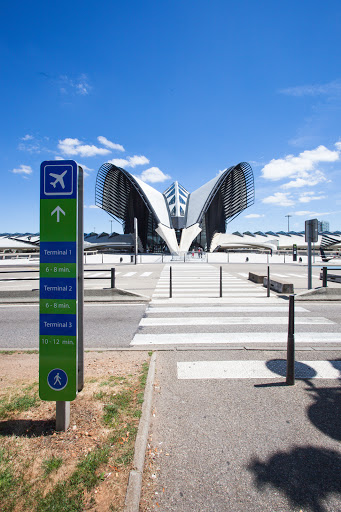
147 349 341 512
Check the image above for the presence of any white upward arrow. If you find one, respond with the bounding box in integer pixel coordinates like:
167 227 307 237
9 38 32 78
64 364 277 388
51 206 66 222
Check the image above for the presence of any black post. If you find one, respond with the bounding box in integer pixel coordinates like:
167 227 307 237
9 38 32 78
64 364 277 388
267 265 270 297
170 266 172 298
220 266 222 297
286 295 295 385
322 266 327 287
111 267 115 289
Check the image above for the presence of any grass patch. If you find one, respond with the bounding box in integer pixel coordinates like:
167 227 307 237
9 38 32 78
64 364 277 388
0 448 19 512
0 383 39 419
42 456 63 477
0 354 151 512
99 375 127 387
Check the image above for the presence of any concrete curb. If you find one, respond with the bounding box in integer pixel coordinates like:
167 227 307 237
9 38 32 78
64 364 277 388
0 287 150 304
124 352 157 512
295 286 341 301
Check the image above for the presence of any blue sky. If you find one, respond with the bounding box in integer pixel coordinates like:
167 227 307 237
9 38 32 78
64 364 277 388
1 0 341 234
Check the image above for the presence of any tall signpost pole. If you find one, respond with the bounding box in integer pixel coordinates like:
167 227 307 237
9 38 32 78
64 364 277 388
39 160 83 431
305 219 318 291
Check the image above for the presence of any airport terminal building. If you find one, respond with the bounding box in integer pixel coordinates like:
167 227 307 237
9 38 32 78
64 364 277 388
95 162 255 254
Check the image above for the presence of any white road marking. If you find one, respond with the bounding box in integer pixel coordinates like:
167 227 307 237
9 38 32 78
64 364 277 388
177 360 341 379
150 297 280 304
155 285 254 290
131 332 341 345
140 316 333 326
152 293 267 298
140 272 153 277
122 272 137 277
271 273 288 278
237 273 248 277
146 306 308 313
88 272 108 277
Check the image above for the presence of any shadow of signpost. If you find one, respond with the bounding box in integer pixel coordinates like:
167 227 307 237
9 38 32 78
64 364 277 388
248 446 341 512
0 419 55 437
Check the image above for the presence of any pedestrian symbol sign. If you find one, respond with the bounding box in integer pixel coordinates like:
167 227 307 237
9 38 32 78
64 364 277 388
48 369 68 391
39 160 83 402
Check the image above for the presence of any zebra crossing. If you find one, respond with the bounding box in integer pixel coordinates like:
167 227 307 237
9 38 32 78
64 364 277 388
83 269 318 280
84 271 153 278
131 263 341 349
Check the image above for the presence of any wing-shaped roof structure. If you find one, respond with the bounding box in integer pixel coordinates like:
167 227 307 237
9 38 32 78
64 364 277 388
95 161 254 253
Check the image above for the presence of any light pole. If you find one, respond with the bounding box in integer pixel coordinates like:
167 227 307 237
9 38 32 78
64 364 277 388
109 220 113 235
285 214 292 233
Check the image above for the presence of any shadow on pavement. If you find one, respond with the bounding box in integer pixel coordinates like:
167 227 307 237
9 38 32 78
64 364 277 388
305 381 341 441
0 419 55 437
248 446 341 512
266 359 317 378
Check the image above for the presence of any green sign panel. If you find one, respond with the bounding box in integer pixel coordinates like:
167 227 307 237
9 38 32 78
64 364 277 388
39 160 81 401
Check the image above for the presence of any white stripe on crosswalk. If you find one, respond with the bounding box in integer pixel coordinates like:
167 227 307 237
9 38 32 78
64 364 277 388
150 297 281 304
177 360 341 380
152 293 267 298
131 332 341 345
88 272 108 277
140 316 333 326
140 272 153 277
146 306 308 313
155 285 255 289
122 272 137 277
237 273 248 277
271 273 287 277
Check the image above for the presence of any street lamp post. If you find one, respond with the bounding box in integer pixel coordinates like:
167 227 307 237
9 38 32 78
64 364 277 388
285 214 292 232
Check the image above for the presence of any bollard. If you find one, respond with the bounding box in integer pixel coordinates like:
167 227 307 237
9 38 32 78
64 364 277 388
286 295 295 385
267 266 270 297
111 268 115 288
220 266 222 297
170 266 172 298
322 266 327 287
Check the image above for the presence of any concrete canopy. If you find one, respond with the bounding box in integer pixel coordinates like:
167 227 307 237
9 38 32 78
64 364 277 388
95 162 254 254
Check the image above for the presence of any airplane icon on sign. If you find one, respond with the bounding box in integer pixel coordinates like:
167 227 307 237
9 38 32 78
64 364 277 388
49 170 67 189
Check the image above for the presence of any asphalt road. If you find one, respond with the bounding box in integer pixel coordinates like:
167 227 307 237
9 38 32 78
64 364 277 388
0 303 146 349
0 301 340 350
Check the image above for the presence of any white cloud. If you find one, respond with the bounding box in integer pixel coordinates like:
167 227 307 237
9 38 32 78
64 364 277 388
60 74 91 95
21 134 33 141
97 136 125 152
294 210 316 216
298 192 326 203
108 155 150 168
262 192 295 207
261 145 339 183
244 214 265 219
280 170 328 189
58 138 110 157
280 80 341 97
10 165 33 175
137 167 171 183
